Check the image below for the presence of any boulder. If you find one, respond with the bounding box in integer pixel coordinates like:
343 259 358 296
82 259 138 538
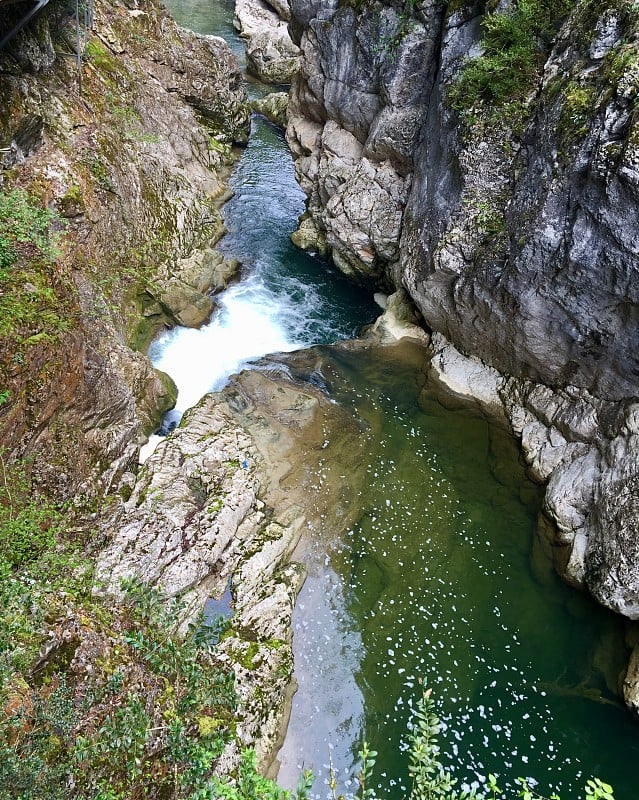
234 0 300 83
252 92 289 128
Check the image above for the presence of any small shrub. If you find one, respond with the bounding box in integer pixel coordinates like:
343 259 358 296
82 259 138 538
0 189 59 276
560 82 599 141
0 454 61 568
449 0 572 109
349 686 617 800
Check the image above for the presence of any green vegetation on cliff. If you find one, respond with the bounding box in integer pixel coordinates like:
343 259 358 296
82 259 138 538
0 516 291 800
0 453 618 800
0 448 305 799
0 455 290 800
449 0 572 108
0 189 73 347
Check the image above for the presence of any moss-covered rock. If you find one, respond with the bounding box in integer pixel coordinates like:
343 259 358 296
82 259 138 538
251 92 289 128
0 0 250 501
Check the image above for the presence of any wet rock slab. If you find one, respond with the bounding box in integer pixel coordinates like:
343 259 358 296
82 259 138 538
97 352 371 769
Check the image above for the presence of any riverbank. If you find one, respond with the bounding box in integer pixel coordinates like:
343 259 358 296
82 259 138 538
0 0 269 793
0 0 250 498
95 338 379 771
4 0 639 796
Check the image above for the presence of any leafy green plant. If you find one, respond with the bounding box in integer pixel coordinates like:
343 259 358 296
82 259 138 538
2 571 250 800
328 686 616 800
0 453 61 567
357 740 378 800
0 189 73 344
449 0 572 110
406 687 616 800
559 82 598 141
0 189 59 275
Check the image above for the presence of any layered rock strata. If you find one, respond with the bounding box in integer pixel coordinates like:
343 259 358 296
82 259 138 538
96 359 371 769
0 0 250 498
286 0 639 708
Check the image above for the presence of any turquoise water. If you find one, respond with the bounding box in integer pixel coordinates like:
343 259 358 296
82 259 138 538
158 2 639 797
162 0 244 58
149 10 378 425
149 113 377 426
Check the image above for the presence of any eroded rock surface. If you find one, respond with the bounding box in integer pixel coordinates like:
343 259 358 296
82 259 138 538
287 0 639 684
427 335 639 707
234 0 300 83
252 91 289 128
97 361 370 769
288 0 639 399
0 0 250 498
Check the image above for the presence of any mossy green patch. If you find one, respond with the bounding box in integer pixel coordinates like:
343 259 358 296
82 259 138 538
604 43 639 89
208 496 224 515
0 189 75 354
559 82 599 142
449 0 572 110
85 39 120 74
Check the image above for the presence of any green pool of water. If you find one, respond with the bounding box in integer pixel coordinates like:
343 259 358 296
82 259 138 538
276 345 639 800
155 1 639 795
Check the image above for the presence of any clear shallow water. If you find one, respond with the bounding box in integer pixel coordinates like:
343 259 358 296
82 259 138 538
276 347 639 800
163 0 244 59
162 0 285 99
156 2 639 796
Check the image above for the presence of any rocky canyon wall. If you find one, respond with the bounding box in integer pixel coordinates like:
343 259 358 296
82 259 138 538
0 0 250 499
286 0 639 705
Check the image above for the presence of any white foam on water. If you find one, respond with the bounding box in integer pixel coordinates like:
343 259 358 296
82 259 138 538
148 273 317 427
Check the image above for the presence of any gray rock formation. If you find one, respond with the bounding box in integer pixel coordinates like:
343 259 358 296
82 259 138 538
234 0 300 83
287 0 639 707
146 248 240 331
288 0 639 395
97 361 371 770
287 0 639 390
286 1 431 281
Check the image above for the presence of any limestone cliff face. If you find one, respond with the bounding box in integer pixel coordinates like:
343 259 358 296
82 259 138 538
289 0 639 398
0 0 250 499
287 0 639 667
234 0 300 83
288 0 639 400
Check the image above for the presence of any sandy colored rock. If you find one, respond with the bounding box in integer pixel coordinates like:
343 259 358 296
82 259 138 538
97 357 370 770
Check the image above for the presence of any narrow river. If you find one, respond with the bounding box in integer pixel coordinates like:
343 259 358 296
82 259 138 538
154 2 639 798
